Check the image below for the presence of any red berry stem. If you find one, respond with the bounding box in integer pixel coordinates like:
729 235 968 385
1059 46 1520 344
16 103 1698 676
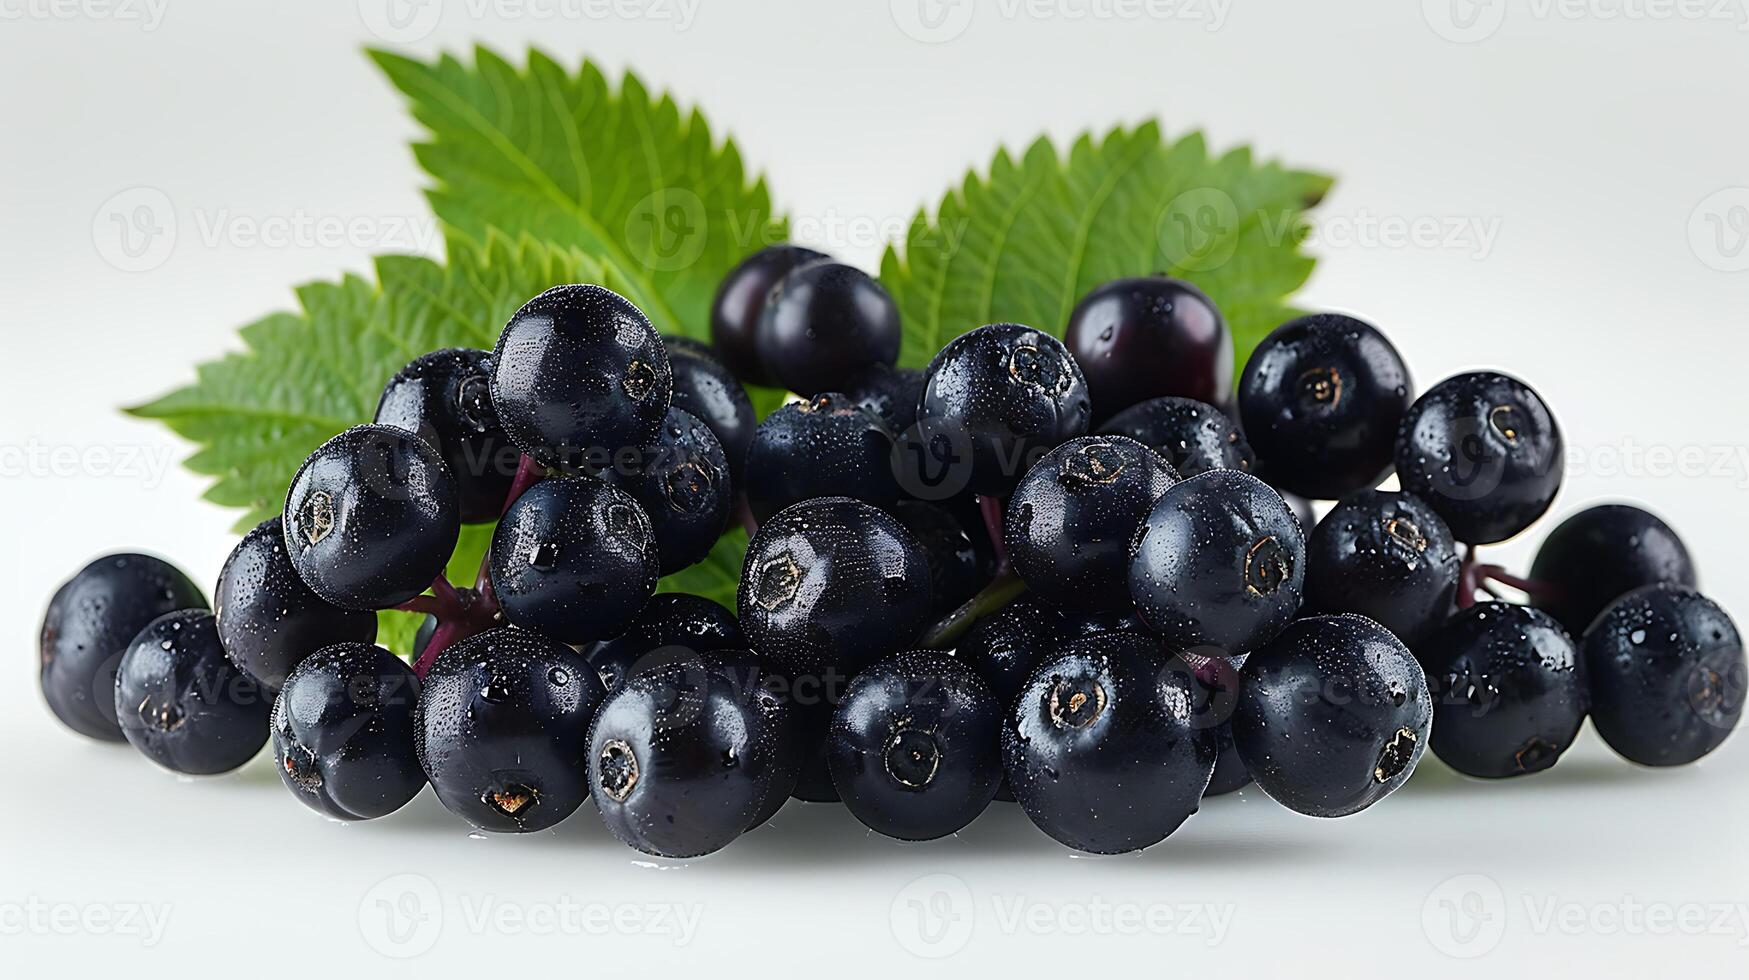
394 594 446 617
1456 546 1481 610
1476 564 1561 600
977 494 1009 571
502 453 547 515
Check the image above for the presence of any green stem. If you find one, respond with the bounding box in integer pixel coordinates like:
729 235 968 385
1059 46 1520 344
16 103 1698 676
922 572 1027 649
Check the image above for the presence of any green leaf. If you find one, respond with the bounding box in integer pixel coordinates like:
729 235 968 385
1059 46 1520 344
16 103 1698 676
129 233 609 532
371 46 786 341
879 124 1331 374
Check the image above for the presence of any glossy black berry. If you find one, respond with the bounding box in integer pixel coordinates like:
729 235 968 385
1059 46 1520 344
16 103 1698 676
492 284 673 470
756 262 901 396
374 348 520 523
710 244 829 386
1304 490 1460 643
1098 396 1255 477
585 593 744 692
738 497 932 682
216 517 378 690
1002 633 1215 853
742 393 898 522
664 336 757 480
283 424 461 610
1238 314 1413 500
1064 276 1232 420
916 323 1092 497
589 657 797 857
1396 371 1564 544
1531 504 1697 635
844 364 925 436
1129 469 1306 656
1234 615 1431 817
489 477 659 644
601 407 732 575
272 643 424 820
1007 435 1179 611
827 652 1002 841
1417 603 1587 779
1583 585 1744 767
891 501 993 618
40 553 207 741
115 610 271 775
416 627 606 832
958 599 1065 710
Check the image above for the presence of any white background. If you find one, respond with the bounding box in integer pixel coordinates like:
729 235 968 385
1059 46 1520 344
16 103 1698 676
4 0 1749 975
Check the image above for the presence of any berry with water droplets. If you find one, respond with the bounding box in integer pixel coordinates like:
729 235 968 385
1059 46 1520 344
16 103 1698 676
585 593 743 691
115 610 271 775
601 407 732 575
1064 276 1232 420
1583 585 1743 767
589 656 798 857
1417 602 1587 779
1006 435 1179 611
40 553 207 742
743 393 898 522
216 517 378 690
1002 633 1215 853
1098 396 1255 477
1239 314 1413 500
756 262 901 396
492 284 672 470
828 651 1002 841
738 497 932 682
1531 504 1696 635
1396 371 1563 544
1304 490 1460 643
489 477 659 644
1129 469 1306 656
917 323 1092 497
664 336 757 481
272 643 424 820
282 424 461 610
375 348 520 523
1234 615 1431 817
710 244 829 386
416 627 606 832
